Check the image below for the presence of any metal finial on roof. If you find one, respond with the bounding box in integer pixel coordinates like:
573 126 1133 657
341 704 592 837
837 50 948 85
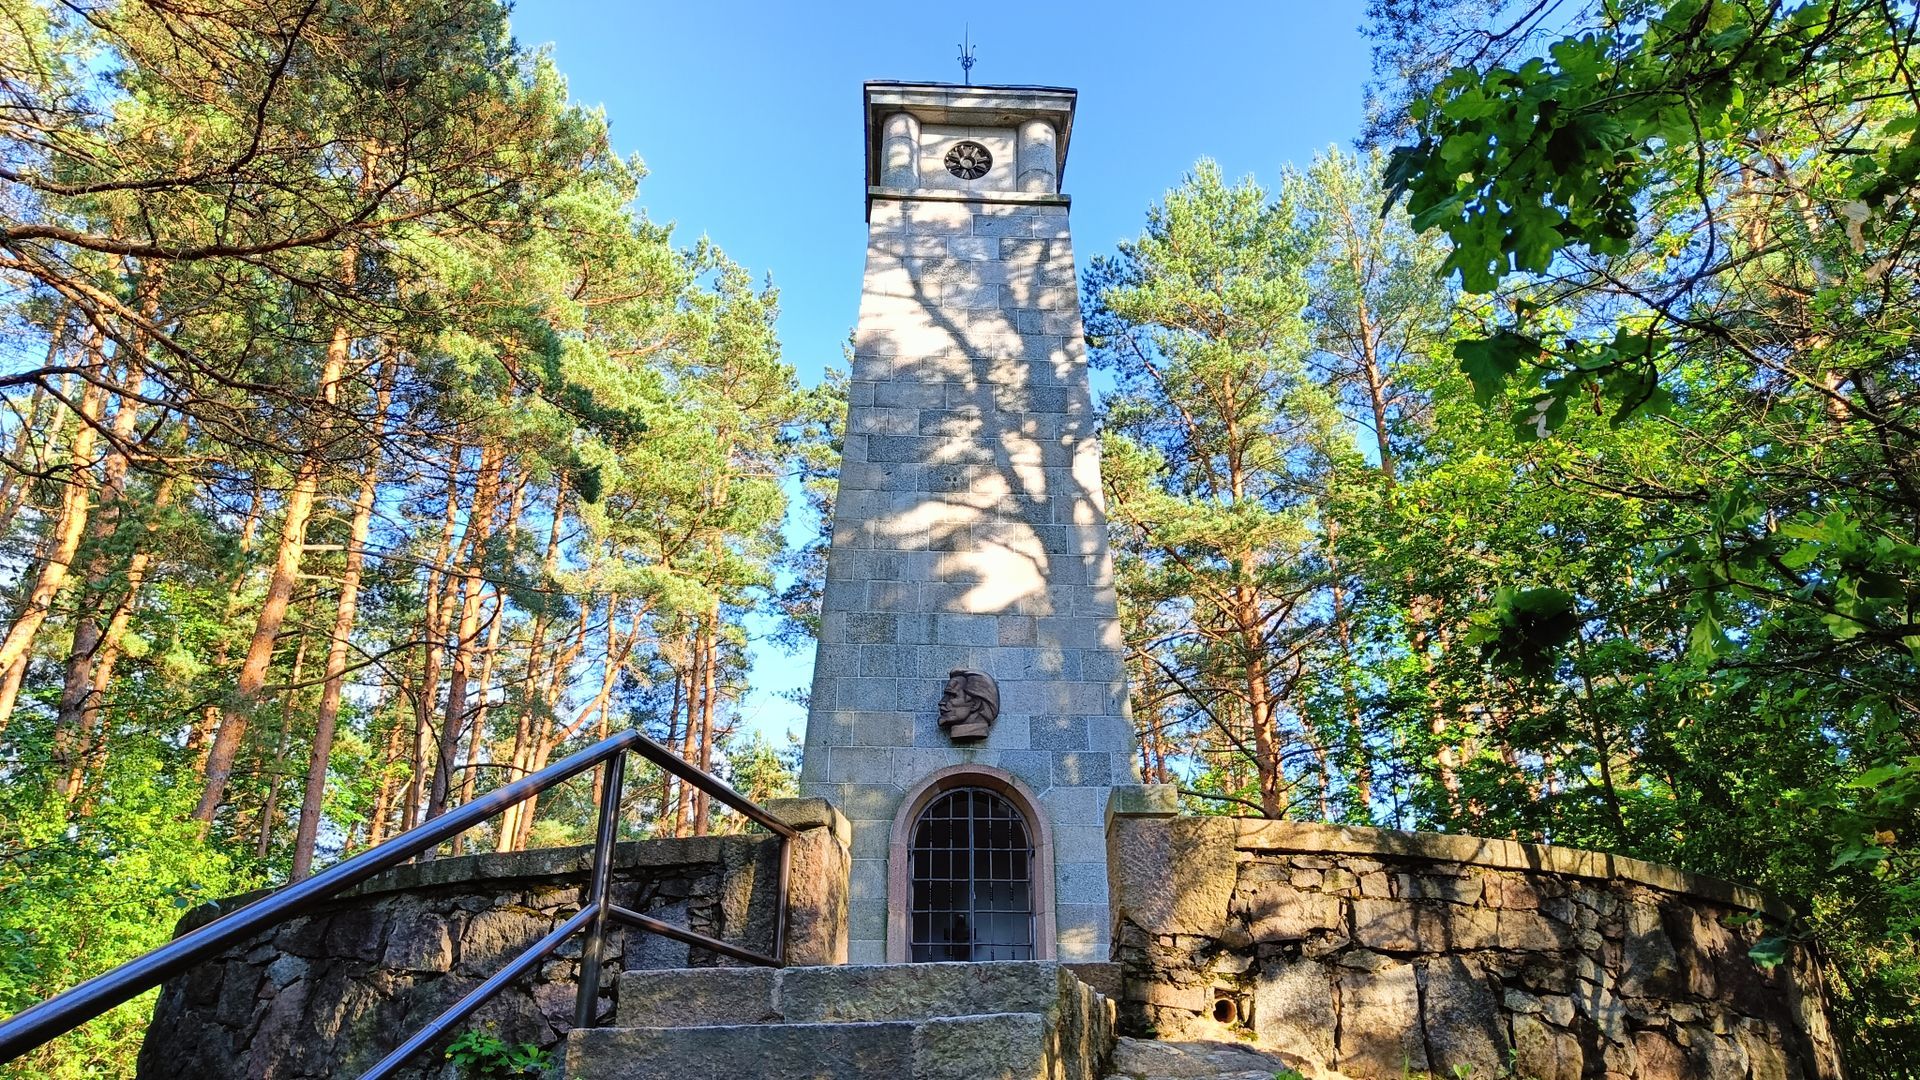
957 27 977 86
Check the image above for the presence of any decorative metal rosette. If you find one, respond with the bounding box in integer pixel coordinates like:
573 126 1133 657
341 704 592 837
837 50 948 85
944 141 992 179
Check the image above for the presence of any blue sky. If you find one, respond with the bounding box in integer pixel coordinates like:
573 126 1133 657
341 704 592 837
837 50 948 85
506 1 1375 742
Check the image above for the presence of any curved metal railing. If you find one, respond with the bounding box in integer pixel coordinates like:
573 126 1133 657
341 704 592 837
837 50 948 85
0 727 798 1077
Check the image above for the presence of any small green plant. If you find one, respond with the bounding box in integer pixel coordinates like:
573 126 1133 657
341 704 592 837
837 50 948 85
1273 1070 1307 1080
445 1025 553 1080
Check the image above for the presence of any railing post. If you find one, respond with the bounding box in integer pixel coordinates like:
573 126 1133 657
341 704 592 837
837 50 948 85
774 833 792 965
572 751 626 1030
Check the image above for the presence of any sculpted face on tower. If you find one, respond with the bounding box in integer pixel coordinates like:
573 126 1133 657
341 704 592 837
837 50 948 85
937 669 999 741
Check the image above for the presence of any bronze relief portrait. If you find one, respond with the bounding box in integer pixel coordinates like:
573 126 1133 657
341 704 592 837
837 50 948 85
937 669 999 741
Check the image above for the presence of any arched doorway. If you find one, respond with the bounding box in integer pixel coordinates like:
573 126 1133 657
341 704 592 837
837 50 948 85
887 765 1055 962
909 787 1034 961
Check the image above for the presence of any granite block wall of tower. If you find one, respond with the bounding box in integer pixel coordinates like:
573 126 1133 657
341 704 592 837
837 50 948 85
798 83 1138 965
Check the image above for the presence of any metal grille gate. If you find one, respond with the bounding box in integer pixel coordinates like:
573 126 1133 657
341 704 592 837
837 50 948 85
908 787 1035 962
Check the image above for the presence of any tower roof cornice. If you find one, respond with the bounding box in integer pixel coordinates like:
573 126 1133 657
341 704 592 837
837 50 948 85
863 81 1077 198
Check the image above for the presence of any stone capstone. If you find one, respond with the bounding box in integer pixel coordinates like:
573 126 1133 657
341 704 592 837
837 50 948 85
1107 815 1236 939
1106 1036 1312 1080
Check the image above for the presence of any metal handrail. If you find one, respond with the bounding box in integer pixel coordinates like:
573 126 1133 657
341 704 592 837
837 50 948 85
0 727 799 1077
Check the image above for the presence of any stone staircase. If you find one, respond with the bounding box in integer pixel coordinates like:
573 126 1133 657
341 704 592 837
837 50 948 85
564 961 1115 1080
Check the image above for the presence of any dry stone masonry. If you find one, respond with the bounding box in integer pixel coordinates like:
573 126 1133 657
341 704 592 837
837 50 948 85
135 800 850 1080
1106 812 1844 1080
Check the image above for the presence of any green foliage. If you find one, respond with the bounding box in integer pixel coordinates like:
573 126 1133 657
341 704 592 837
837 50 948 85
1464 587 1578 678
0 737 250 1078
714 729 800 829
1366 0 1920 1069
445 1025 553 1080
1092 15 1920 1066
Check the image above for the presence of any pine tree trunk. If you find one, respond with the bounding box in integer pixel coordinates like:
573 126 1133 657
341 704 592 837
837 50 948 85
0 334 109 736
193 319 349 827
1339 197 1398 484
290 370 391 879
674 629 699 837
495 487 562 853
1324 519 1373 817
366 714 409 849
191 488 262 764
1233 581 1286 818
450 588 504 856
406 450 466 833
51 335 152 786
58 475 176 803
427 443 504 825
594 594 621 743
510 602 590 852
257 629 310 861
449 480 525 854
656 662 685 828
693 612 717 836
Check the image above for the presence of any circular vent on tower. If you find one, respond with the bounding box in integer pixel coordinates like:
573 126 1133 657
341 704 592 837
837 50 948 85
944 141 992 180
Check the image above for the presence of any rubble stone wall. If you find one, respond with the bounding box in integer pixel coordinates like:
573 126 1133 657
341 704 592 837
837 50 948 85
136 799 849 1080
1107 813 1844 1080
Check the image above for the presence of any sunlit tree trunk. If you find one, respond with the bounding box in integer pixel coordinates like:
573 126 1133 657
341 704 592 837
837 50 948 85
257 628 311 860
674 627 699 837
427 442 504 826
58 475 175 803
191 487 262 764
290 368 391 879
193 315 349 827
51 282 157 788
365 711 412 849
497 486 562 853
450 587 504 855
0 331 109 736
693 612 718 835
661 664 685 825
450 472 524 853
511 603 591 851
1324 520 1373 818
407 448 465 832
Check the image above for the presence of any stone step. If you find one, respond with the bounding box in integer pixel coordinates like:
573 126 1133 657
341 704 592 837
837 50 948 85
615 960 1109 1027
1104 1036 1317 1080
566 1014 1049 1080
567 961 1117 1080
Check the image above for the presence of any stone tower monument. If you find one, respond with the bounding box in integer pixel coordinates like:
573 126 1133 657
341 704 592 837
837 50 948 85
800 82 1139 965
